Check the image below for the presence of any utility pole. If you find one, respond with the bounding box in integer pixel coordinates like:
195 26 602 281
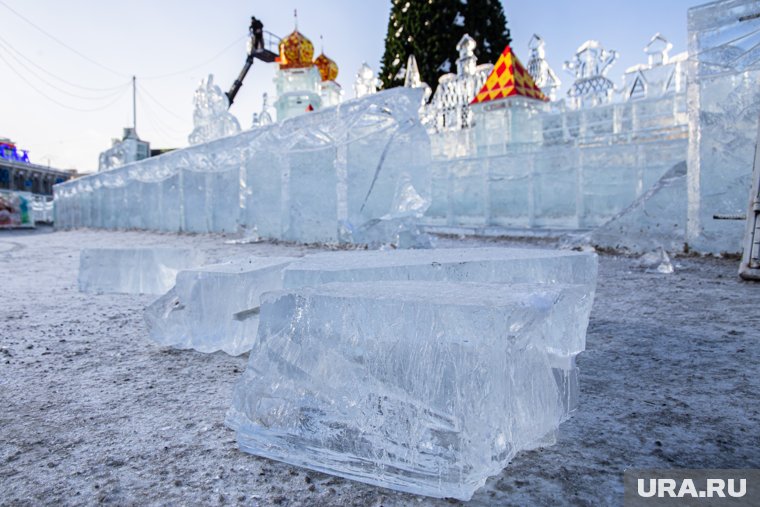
132 75 137 132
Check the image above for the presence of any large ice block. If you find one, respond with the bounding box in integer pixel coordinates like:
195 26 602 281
144 257 295 355
283 247 596 352
227 281 588 500
78 248 205 295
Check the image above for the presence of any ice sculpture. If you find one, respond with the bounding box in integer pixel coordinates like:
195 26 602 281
564 40 618 108
686 0 760 254
427 34 494 132
78 248 205 295
144 257 296 355
527 35 561 101
227 280 591 500
188 74 241 145
622 34 687 101
402 55 432 102
353 63 380 99
251 93 274 128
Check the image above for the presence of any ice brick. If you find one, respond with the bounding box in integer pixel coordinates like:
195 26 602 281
144 257 295 355
78 248 204 295
283 247 597 355
227 281 588 500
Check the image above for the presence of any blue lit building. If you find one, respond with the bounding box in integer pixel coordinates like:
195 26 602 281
0 138 74 196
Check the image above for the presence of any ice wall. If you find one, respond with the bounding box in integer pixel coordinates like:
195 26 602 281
686 0 760 254
425 95 688 231
54 88 430 245
588 162 687 252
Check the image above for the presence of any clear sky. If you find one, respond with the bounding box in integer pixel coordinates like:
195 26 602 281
0 0 706 173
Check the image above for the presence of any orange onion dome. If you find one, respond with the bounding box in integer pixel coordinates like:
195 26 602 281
314 52 339 81
278 30 315 69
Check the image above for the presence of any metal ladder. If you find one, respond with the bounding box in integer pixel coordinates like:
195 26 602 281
739 115 760 281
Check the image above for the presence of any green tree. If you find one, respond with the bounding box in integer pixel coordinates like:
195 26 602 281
461 0 511 65
379 0 512 91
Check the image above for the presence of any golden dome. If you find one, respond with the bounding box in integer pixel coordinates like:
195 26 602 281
314 53 339 81
278 30 315 69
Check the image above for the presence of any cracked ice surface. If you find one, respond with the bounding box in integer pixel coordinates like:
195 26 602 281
227 280 591 500
144 257 296 355
78 248 204 295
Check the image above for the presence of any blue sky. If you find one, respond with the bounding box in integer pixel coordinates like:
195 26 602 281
0 0 705 172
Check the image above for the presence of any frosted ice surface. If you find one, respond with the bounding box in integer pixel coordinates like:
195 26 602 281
144 257 295 355
227 280 588 500
78 248 205 295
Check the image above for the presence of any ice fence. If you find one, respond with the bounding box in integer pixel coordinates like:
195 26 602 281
54 88 430 245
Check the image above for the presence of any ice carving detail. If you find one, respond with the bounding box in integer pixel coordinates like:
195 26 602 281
564 40 618 108
188 74 241 145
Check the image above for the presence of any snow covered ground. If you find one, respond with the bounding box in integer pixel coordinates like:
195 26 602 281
1 228 758 506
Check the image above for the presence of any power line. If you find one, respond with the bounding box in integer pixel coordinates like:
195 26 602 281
137 83 187 122
136 92 186 138
0 51 130 112
0 34 129 92
141 33 248 80
0 0 129 78
0 38 131 101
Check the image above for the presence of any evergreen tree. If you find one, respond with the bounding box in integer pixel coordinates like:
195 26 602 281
379 0 460 90
461 0 511 65
379 0 512 92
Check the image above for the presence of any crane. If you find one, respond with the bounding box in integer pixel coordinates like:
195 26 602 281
226 17 279 108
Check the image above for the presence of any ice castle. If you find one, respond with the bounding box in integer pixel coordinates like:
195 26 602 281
54 0 760 255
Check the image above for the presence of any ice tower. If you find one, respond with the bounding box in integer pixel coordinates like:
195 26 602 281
273 16 344 121
273 25 323 121
470 46 549 148
314 44 342 107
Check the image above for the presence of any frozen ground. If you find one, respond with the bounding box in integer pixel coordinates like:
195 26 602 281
1 227 758 506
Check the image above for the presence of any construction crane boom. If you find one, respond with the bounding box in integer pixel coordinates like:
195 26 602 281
226 17 279 107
